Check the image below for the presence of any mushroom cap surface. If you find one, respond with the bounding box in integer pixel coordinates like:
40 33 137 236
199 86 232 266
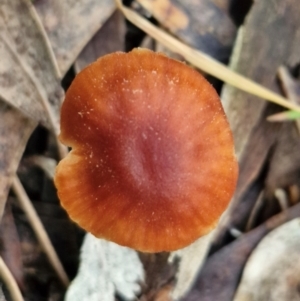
55 48 238 252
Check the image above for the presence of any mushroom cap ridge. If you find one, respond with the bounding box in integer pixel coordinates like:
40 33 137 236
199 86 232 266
54 48 238 252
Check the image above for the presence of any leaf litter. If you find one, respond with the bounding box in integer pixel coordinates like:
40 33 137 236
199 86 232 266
0 0 300 300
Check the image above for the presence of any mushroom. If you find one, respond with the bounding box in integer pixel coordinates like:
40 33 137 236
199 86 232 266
54 48 238 253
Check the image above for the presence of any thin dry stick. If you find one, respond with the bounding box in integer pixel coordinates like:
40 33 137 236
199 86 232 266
115 0 300 113
12 177 70 287
0 256 24 301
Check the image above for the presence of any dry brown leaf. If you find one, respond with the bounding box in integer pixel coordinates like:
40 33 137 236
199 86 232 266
222 0 300 157
214 0 300 249
182 203 300 301
116 0 300 113
171 231 215 300
0 0 68 219
0 0 63 132
137 0 236 61
75 10 126 72
34 0 116 77
233 218 300 301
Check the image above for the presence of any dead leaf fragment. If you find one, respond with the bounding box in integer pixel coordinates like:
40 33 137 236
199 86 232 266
171 231 215 300
75 10 126 72
182 203 300 301
137 0 189 30
222 0 300 158
215 0 300 251
233 218 300 301
34 0 116 77
136 0 236 60
0 0 63 131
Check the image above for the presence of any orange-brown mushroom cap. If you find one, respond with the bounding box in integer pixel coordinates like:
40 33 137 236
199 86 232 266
54 48 238 252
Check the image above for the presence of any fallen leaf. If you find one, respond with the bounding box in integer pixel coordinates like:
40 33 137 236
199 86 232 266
0 0 63 131
75 10 126 72
171 231 215 300
233 218 300 301
0 0 66 218
222 0 300 158
182 203 300 301
34 0 116 77
136 0 236 61
214 0 300 251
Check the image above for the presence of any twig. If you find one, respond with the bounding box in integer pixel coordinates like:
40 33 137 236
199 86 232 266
12 176 70 287
0 256 24 301
115 0 300 113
